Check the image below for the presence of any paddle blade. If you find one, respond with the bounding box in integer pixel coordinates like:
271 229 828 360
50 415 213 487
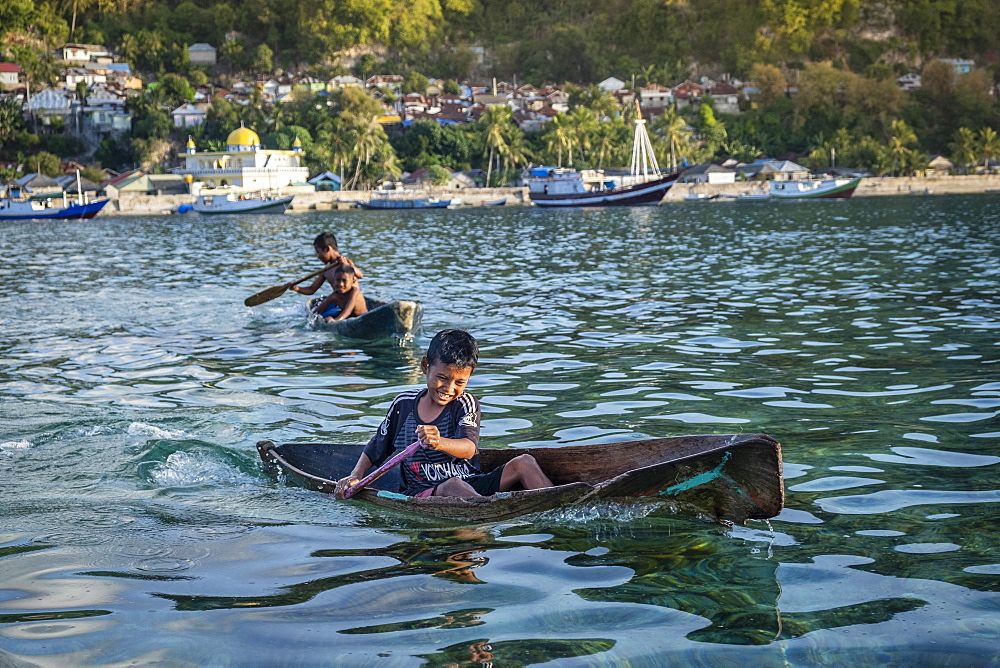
244 284 287 307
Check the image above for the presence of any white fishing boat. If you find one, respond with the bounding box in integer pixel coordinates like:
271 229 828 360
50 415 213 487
527 107 678 207
193 190 294 214
769 176 861 200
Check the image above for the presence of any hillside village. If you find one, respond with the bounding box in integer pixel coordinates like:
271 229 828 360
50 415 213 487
0 38 997 202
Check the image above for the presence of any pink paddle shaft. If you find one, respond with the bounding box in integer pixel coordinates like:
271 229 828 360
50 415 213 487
343 440 424 499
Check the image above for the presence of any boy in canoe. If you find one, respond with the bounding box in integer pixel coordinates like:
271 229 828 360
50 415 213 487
284 231 364 297
310 264 368 321
334 329 553 499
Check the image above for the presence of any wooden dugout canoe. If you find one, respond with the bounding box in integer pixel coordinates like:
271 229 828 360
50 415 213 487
256 433 783 524
307 296 422 340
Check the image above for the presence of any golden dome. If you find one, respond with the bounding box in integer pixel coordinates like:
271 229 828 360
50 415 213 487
226 126 261 147
186 136 196 148
292 136 302 147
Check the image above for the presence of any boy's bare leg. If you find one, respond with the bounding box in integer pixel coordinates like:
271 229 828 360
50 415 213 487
499 454 553 491
433 477 482 497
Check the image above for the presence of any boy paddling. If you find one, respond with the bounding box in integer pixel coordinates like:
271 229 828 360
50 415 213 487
286 231 363 296
335 329 553 499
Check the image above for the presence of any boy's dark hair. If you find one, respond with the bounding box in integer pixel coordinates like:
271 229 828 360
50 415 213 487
313 231 339 251
333 263 356 275
426 329 478 369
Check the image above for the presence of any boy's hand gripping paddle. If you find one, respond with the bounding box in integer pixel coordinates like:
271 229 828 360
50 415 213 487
244 263 337 307
343 441 424 499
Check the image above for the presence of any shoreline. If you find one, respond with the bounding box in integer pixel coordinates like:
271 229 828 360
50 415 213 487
97 175 1000 215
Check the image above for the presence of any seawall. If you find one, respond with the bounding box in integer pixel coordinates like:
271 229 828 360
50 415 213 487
101 176 999 215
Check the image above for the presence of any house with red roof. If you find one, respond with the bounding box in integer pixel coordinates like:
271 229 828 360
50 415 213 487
0 63 20 89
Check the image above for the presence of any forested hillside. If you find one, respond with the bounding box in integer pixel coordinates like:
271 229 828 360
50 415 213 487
3 0 999 83
2 0 999 184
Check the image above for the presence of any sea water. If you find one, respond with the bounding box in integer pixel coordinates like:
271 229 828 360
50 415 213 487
0 197 998 665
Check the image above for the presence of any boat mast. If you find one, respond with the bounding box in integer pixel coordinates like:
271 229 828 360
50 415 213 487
630 102 660 182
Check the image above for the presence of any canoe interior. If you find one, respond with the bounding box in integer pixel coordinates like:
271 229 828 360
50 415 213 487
257 433 783 524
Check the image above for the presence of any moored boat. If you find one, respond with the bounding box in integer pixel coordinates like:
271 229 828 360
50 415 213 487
358 192 455 209
0 193 110 220
193 191 294 214
769 176 861 200
307 296 422 340
527 107 679 207
256 433 784 524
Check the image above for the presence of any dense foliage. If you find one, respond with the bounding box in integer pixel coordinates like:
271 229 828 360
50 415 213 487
1 0 999 183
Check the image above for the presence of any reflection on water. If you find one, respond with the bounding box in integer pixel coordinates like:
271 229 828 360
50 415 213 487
1 197 999 663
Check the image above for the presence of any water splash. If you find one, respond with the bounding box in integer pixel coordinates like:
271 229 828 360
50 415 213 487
147 451 257 488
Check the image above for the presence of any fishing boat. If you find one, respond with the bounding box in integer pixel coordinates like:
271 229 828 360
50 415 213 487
307 296 422 340
527 108 679 207
0 174 109 221
480 197 507 207
725 190 771 201
193 191 294 214
256 433 784 524
358 192 456 209
769 176 862 200
683 193 719 201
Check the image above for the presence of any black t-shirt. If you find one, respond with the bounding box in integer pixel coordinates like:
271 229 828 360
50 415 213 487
362 389 482 495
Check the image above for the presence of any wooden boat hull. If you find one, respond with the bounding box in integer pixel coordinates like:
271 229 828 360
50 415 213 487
307 296 422 339
530 172 679 207
0 197 109 220
256 433 784 524
194 195 294 214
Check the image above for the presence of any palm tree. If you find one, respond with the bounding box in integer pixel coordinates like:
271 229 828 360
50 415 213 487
501 129 531 176
478 106 513 186
542 114 573 167
568 106 597 165
651 107 690 170
977 127 1000 173
887 120 918 176
950 127 977 174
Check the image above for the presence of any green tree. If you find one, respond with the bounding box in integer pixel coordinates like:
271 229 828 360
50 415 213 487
250 44 273 75
887 119 918 176
977 127 1000 173
541 114 573 167
28 151 63 177
426 164 452 186
477 105 514 186
949 127 978 174
401 71 429 95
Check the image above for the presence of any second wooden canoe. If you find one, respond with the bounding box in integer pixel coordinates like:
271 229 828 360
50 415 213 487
307 296 422 340
257 433 783 524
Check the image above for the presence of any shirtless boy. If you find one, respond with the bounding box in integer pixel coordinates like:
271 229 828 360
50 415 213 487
334 329 553 499
310 264 368 321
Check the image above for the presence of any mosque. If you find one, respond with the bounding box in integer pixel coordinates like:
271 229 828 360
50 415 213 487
174 124 311 193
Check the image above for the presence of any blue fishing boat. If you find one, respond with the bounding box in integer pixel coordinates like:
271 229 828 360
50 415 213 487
0 192 110 221
358 192 455 209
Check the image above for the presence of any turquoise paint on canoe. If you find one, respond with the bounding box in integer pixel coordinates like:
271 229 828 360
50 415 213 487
661 451 732 496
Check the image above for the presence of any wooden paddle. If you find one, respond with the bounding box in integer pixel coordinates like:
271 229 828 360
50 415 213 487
343 440 424 499
244 263 337 307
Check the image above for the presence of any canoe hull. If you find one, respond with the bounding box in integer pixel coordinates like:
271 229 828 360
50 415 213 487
308 296 421 340
256 433 783 524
